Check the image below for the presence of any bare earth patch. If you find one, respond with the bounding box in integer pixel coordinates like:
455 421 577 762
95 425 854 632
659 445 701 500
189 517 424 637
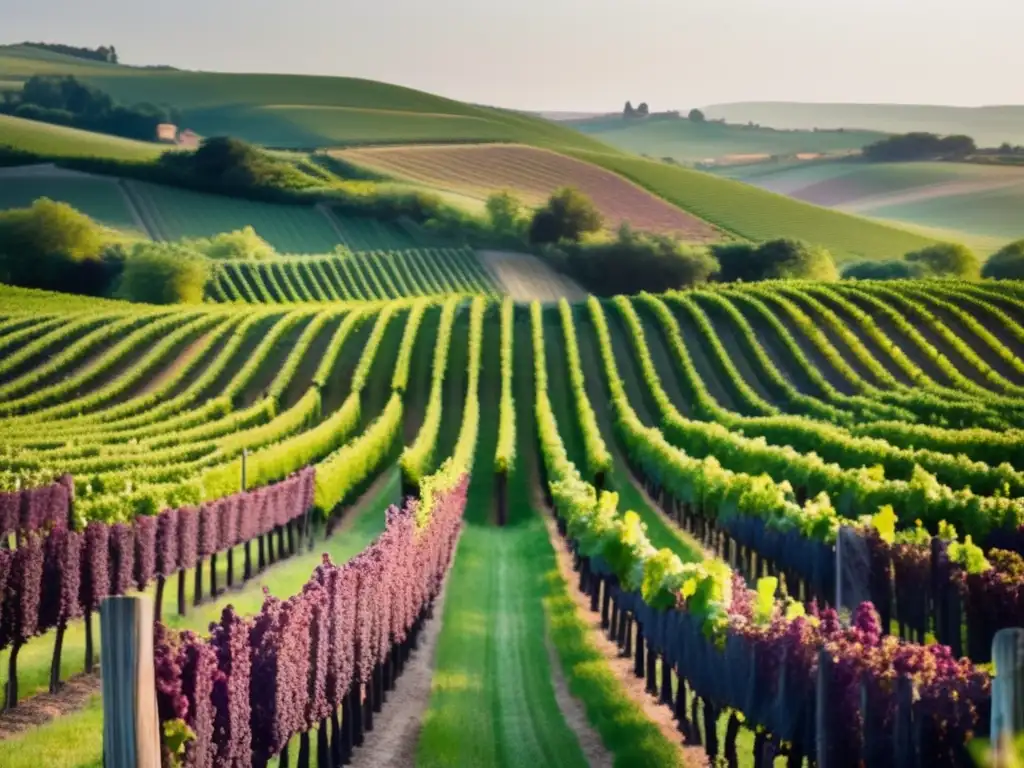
339 144 721 241
0 674 100 740
477 250 587 303
136 330 216 397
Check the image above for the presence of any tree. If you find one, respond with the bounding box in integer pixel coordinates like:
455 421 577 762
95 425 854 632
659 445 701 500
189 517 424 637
905 242 980 279
185 227 276 260
484 191 526 237
982 240 1024 280
843 260 928 280
556 224 719 295
0 198 108 293
114 242 211 304
863 132 976 161
528 187 603 245
637 102 649 117
623 101 635 117
688 108 706 123
712 239 837 282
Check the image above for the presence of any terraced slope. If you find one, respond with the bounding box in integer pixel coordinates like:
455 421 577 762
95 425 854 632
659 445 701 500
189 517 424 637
341 143 721 240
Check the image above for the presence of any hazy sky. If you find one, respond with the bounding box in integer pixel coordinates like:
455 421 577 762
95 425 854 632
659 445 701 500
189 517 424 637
4 0 1023 111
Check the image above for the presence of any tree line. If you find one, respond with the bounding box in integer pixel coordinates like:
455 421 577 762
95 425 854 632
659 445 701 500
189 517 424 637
20 42 118 64
0 75 178 142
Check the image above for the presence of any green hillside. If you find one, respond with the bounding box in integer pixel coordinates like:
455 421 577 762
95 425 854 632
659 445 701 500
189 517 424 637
0 113 165 160
566 113 883 165
702 102 1024 147
715 159 1024 249
0 44 613 152
573 150 937 261
0 168 144 233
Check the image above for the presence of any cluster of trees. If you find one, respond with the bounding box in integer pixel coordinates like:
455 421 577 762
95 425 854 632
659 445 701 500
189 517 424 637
843 241 1009 281
0 198 288 304
623 101 650 117
484 187 840 294
0 75 179 142
21 42 118 63
862 132 976 162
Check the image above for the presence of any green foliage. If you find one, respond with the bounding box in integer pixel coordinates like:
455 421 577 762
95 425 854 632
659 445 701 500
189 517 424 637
114 242 210 304
905 242 981 279
484 190 527 238
842 259 928 280
982 240 1024 280
688 108 706 123
0 197 112 294
528 187 603 245
553 223 719 295
184 226 275 260
712 238 838 282
863 131 976 161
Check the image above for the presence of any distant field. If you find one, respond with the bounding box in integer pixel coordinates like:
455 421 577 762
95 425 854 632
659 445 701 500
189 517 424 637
0 45 615 153
341 143 722 240
702 102 1024 148
565 114 883 165
0 166 145 233
123 180 343 252
716 159 1024 249
0 113 166 161
572 150 937 261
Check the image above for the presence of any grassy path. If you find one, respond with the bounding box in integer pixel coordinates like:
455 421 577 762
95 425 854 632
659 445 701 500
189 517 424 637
416 306 591 768
0 469 402 768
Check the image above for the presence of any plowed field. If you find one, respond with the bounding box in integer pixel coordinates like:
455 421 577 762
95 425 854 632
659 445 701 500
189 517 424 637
339 143 721 241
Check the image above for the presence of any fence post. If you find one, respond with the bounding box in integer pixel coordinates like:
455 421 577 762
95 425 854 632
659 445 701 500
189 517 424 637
991 628 1024 764
100 595 160 767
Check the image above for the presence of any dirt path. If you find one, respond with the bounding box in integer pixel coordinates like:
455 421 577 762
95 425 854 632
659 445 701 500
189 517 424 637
477 250 587 303
540 512 707 768
135 329 216 397
0 674 100 740
348 550 454 768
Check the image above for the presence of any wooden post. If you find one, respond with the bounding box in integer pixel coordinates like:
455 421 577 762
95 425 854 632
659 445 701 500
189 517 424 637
100 596 160 768
991 628 1024 764
816 649 835 768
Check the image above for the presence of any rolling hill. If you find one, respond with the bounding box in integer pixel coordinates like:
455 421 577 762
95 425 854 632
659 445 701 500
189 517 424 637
0 44 614 152
0 113 166 160
564 113 884 165
702 102 1024 148
715 159 1024 251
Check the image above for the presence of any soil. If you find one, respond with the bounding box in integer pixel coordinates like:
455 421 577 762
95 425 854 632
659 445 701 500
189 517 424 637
477 250 587 303
0 673 100 740
135 330 216 397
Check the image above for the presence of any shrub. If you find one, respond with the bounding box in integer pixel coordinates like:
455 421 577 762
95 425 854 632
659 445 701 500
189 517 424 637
712 238 837 282
549 223 719 296
485 191 527 238
982 240 1024 280
114 242 210 304
0 198 109 293
843 260 928 280
528 187 603 244
905 242 980 280
185 227 276 261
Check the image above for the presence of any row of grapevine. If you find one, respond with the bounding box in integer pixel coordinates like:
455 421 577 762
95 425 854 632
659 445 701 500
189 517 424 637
155 470 468 768
207 247 498 304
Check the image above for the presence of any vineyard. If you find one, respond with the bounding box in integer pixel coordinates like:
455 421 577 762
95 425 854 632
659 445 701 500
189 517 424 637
1 277 1024 767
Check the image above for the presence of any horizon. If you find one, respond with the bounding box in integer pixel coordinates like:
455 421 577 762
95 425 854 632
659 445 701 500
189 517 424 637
5 0 1024 114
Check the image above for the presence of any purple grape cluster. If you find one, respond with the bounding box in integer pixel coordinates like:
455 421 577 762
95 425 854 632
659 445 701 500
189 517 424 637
152 475 469 766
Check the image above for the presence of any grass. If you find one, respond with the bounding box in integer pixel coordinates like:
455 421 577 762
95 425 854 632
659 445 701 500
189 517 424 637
0 114 165 162
123 180 344 252
0 171 145 233
0 470 399 768
0 44 616 154
869 183 1024 242
567 113 883 165
416 309 591 768
572 149 938 261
